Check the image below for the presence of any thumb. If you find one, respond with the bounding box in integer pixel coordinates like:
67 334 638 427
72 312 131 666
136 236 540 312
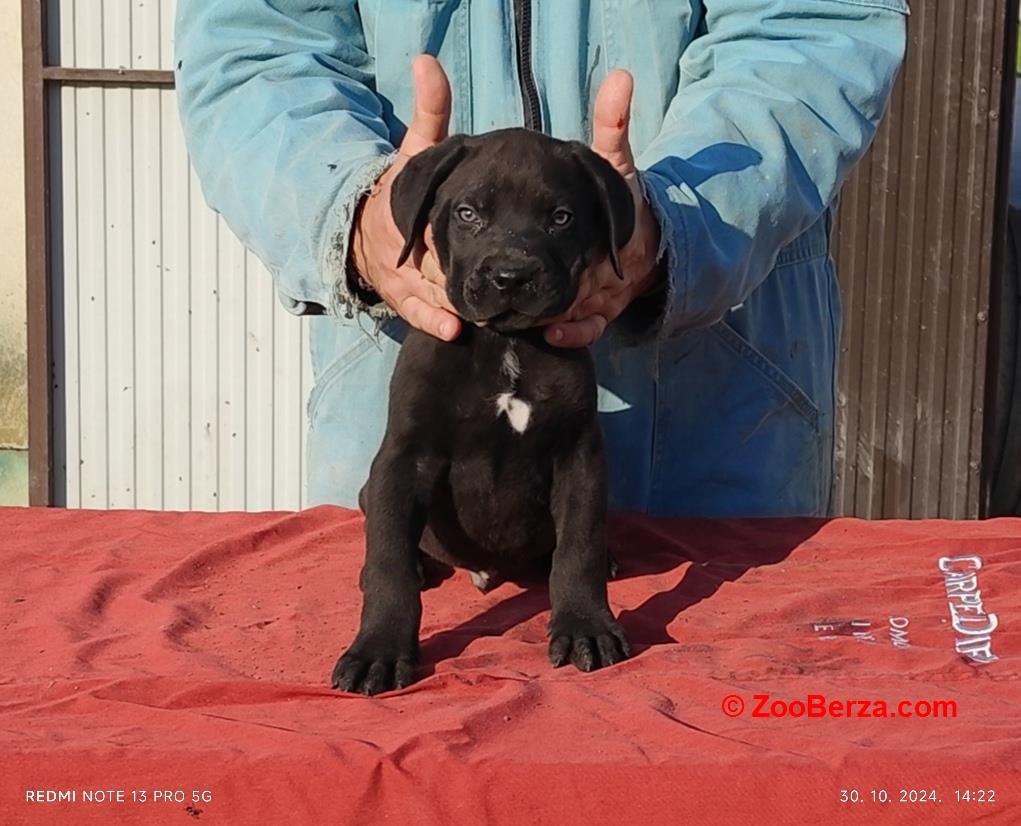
400 54 452 158
591 69 635 177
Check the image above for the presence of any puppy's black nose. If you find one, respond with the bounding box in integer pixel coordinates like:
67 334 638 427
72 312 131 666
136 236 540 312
492 268 534 291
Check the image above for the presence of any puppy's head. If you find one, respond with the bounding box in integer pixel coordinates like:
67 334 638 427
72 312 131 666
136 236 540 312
391 129 635 332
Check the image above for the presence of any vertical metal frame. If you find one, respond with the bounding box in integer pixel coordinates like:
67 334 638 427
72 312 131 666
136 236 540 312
22 0 51 506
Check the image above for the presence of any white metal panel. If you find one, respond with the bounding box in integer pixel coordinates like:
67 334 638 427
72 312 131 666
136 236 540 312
132 7 166 508
132 88 165 509
52 0 314 512
161 88 191 510
275 279 307 509
53 87 314 511
188 162 221 510
103 1 136 508
245 250 275 510
103 85 136 509
133 0 163 70
75 87 109 508
54 0 174 70
300 320 312 510
216 220 248 509
159 0 176 71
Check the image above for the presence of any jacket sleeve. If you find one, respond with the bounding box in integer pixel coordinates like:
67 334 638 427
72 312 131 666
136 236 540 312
174 0 396 318
635 0 908 335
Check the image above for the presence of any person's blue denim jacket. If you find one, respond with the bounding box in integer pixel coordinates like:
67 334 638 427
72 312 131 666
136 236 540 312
175 0 908 517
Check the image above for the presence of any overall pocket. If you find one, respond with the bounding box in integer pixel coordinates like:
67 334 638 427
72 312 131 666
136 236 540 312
307 327 381 424
651 320 825 517
711 321 821 431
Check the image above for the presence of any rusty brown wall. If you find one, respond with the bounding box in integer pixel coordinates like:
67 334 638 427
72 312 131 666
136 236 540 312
833 0 1014 518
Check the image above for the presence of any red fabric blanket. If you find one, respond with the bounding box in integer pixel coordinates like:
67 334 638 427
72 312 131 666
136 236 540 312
1 506 1019 824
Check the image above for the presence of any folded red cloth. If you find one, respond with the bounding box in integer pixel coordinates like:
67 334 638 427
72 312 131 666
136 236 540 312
1 507 1018 824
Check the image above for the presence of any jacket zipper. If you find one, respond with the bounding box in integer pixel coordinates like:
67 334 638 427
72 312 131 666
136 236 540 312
513 0 543 131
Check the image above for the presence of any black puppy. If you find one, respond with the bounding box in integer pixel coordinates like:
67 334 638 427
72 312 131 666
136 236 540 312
332 128 635 695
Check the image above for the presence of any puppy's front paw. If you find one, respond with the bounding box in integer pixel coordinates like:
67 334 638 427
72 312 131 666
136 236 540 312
331 639 418 695
548 612 631 672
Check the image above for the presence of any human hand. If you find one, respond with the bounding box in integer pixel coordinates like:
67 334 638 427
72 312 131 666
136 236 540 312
350 55 462 341
544 70 663 348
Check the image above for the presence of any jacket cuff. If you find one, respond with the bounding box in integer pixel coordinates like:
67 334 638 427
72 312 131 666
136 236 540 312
322 151 400 321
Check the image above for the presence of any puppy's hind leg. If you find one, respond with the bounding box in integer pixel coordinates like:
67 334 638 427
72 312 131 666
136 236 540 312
419 551 454 591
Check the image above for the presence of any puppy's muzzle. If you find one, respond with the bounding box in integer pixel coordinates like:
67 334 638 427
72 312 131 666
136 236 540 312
490 264 540 292
462 252 571 326
467 256 542 302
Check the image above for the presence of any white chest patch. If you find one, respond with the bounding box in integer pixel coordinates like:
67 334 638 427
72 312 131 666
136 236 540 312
496 392 532 434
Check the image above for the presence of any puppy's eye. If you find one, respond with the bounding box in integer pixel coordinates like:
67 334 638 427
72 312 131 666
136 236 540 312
551 208 574 227
456 205 480 224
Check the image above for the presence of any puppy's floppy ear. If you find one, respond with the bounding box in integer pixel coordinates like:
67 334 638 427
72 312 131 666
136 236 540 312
571 144 636 279
390 135 470 268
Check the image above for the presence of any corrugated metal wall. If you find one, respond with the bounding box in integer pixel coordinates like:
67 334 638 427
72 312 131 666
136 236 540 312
833 0 1010 518
49 0 313 511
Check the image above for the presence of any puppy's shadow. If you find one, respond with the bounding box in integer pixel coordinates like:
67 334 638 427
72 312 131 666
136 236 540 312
418 515 826 673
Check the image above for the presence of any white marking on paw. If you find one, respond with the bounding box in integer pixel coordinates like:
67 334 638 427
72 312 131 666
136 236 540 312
495 392 531 434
